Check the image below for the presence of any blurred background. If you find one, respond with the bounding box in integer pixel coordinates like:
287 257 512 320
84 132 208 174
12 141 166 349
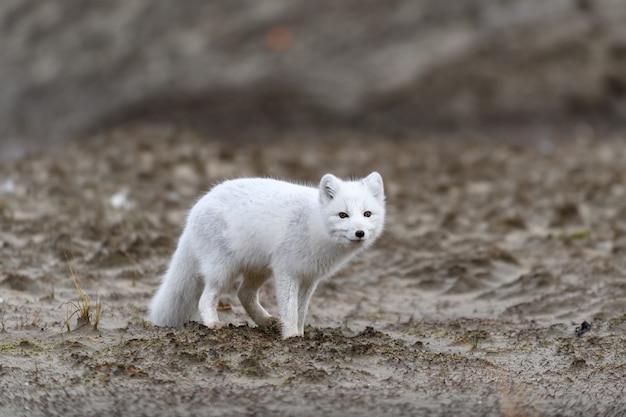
1 0 625 158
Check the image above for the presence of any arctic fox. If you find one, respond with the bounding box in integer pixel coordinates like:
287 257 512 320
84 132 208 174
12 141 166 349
149 172 385 339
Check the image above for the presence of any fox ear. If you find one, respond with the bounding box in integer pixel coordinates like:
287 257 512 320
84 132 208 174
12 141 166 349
363 172 384 202
319 174 340 203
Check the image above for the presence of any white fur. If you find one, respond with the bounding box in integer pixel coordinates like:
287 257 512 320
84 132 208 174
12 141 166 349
149 172 385 339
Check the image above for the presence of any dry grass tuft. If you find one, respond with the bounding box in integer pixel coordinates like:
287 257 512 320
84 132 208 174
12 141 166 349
63 263 101 332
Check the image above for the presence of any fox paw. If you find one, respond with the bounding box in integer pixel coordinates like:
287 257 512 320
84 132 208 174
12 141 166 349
257 317 282 334
282 330 303 340
204 320 227 330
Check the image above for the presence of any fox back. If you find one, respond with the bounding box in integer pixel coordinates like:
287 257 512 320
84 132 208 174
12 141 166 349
187 172 385 276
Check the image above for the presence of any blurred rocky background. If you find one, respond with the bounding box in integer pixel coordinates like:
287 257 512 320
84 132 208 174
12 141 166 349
1 0 626 158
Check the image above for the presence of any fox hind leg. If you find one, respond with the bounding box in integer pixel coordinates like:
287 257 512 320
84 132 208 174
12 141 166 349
198 285 227 329
198 262 232 330
238 269 279 329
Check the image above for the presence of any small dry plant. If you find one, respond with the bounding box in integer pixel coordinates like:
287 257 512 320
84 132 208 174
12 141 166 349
63 263 101 331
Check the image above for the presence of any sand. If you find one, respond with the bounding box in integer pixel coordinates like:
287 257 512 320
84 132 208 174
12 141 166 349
1 126 625 416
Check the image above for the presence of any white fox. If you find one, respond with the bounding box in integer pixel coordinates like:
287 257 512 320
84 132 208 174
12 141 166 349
149 172 385 339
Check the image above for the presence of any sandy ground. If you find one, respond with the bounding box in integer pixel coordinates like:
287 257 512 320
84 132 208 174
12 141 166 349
1 126 625 416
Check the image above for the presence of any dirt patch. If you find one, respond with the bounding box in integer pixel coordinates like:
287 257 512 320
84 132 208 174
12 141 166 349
1 126 626 416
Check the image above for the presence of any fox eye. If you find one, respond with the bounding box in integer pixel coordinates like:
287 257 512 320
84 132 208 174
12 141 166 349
363 211 372 217
338 212 349 218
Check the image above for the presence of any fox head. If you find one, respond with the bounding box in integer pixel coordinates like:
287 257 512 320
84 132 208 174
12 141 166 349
319 172 385 248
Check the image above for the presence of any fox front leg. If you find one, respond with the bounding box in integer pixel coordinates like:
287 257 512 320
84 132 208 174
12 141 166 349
297 280 319 335
273 272 301 339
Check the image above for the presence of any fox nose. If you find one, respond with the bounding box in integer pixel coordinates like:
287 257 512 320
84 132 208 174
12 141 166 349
355 230 365 239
